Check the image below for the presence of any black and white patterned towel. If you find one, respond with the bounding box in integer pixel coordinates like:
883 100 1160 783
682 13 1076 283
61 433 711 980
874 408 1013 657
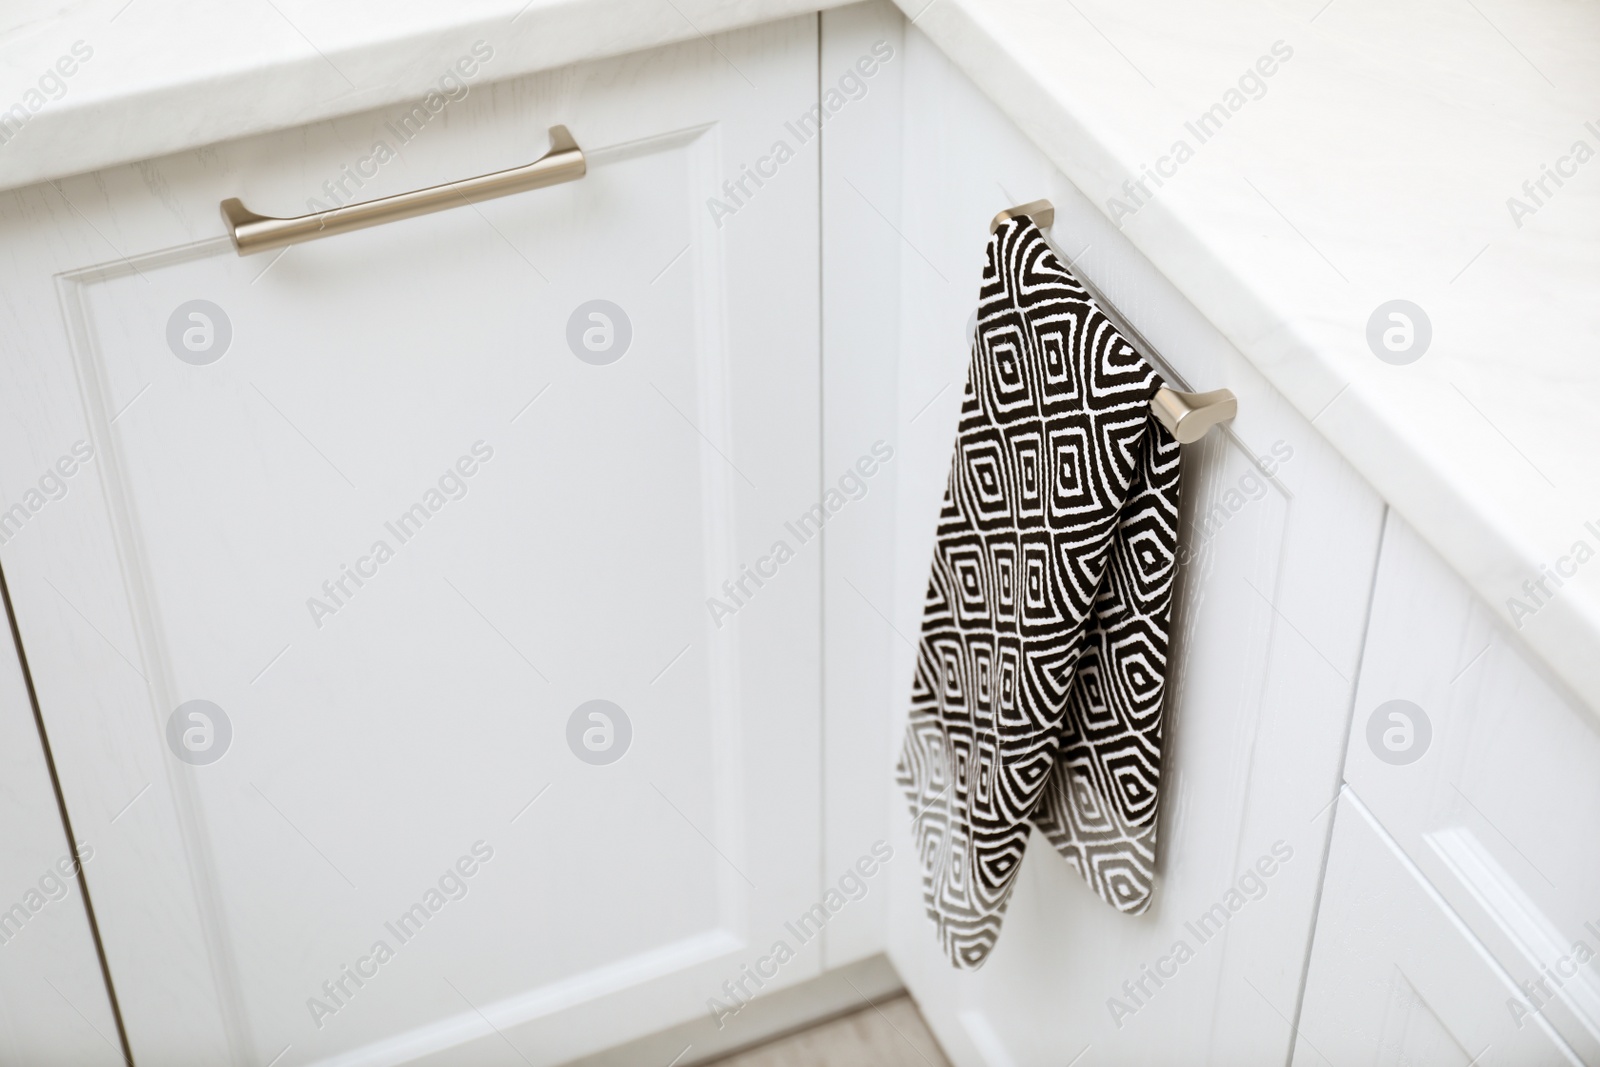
896 216 1182 969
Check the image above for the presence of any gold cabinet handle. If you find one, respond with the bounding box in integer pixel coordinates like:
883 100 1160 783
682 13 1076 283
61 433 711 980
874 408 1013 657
220 125 585 256
993 197 1240 443
1150 386 1238 444
990 198 1054 233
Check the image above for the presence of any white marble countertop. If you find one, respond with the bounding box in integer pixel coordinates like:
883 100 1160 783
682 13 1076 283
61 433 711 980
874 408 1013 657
0 0 847 191
900 0 1600 712
3 0 1598 711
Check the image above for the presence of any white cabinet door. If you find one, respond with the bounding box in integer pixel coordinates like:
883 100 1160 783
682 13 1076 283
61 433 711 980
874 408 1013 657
885 27 1386 1067
1296 788 1582 1066
1343 511 1600 1061
0 584 123 1066
0 19 821 1067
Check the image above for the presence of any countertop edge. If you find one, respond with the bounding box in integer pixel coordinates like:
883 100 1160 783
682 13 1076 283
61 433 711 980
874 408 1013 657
0 0 851 195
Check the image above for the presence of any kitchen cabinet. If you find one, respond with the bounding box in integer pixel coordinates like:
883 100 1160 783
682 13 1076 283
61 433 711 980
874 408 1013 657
1295 787 1581 1066
0 17 824 1067
875 28 1600 1063
880 25 1388 1067
0 600 122 1065
1308 511 1600 1063
3 3 1597 1065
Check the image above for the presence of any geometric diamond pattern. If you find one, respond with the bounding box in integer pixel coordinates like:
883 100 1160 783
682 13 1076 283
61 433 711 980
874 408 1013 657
896 217 1182 969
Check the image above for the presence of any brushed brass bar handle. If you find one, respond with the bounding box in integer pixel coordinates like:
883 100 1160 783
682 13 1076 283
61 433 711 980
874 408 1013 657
993 197 1240 443
1151 386 1238 444
220 125 585 256
990 198 1054 233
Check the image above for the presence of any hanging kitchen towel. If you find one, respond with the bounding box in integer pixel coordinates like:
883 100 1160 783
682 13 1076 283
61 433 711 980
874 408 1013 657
895 215 1182 969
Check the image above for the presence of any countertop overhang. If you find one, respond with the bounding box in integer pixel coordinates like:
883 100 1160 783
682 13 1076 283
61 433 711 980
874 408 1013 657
0 0 852 193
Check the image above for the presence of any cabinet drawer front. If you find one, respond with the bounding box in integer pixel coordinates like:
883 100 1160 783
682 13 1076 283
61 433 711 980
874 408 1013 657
0 17 822 1067
1347 514 1600 1059
1298 788 1582 1066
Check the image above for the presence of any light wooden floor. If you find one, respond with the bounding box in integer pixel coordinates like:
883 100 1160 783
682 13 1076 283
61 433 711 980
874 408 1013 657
702 994 952 1067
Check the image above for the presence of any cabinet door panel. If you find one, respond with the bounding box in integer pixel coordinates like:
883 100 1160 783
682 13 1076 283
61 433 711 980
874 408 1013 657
886 27 1386 1067
0 19 820 1067
1296 788 1581 1066
1347 512 1600 1060
0 600 121 1066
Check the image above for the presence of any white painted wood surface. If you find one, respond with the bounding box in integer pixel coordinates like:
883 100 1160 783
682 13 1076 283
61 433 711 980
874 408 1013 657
1295 788 1583 1066
0 19 823 1067
818 0 907 974
1341 511 1600 1062
1 5 1594 1065
883 27 1387 1067
0 590 122 1065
